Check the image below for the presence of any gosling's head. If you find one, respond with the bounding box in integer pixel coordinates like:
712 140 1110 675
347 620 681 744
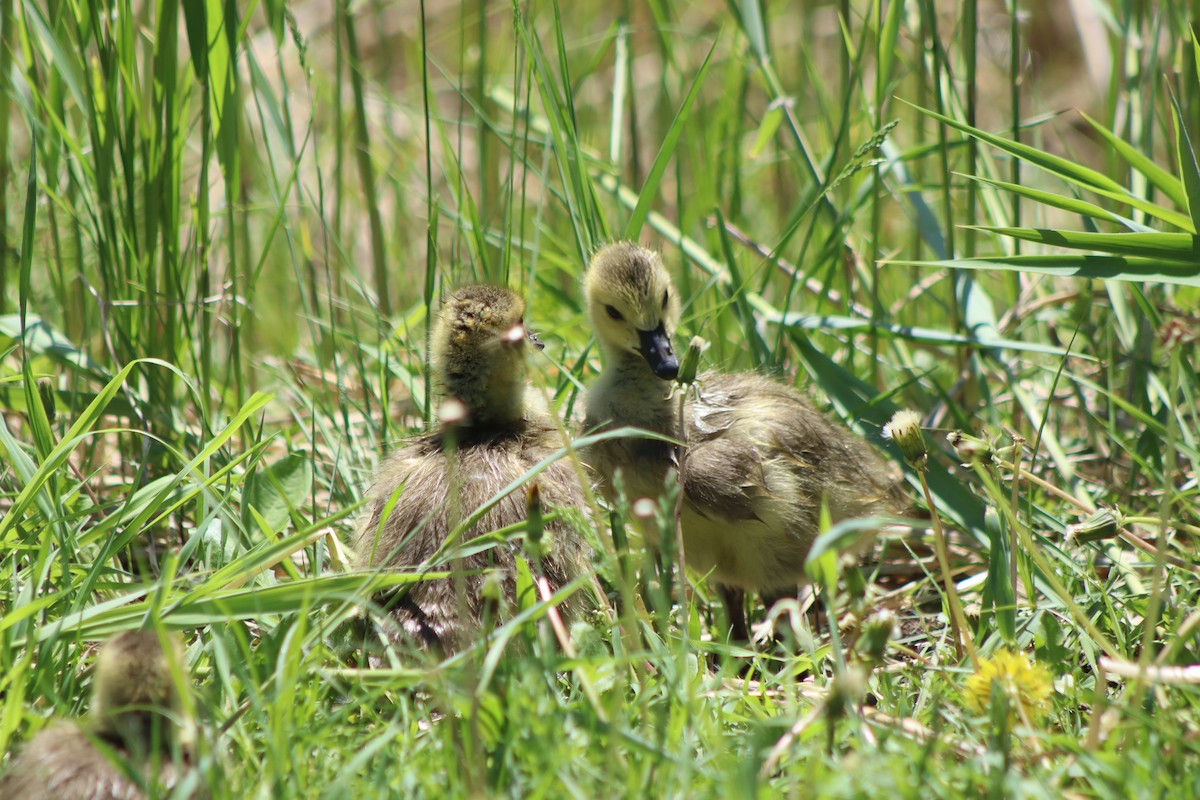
90 629 184 743
584 243 681 380
431 284 539 428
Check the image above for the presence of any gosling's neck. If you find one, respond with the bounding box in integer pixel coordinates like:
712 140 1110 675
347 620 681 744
93 708 179 753
588 343 675 432
442 366 527 430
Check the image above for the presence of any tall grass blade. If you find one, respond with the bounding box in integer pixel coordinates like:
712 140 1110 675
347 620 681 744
1169 88 1200 233
907 101 1128 194
623 42 717 241
891 254 1200 287
1080 112 1186 208
345 0 390 318
968 227 1200 260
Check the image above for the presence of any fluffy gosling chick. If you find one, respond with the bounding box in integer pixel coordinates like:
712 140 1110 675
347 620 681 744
583 242 899 639
354 284 589 652
0 630 196 800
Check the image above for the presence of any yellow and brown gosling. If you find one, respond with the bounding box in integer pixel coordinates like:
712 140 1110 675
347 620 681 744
0 629 196 799
582 242 901 639
354 284 590 652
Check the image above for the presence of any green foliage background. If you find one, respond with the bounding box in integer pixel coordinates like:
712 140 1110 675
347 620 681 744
1 0 1198 796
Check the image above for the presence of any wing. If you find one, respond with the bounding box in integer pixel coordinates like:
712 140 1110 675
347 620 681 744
682 372 899 525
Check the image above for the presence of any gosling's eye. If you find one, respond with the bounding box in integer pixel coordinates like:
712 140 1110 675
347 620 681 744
605 305 624 322
661 290 669 309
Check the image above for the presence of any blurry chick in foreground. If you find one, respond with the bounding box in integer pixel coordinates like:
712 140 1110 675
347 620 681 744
0 629 197 800
354 284 590 652
582 242 901 639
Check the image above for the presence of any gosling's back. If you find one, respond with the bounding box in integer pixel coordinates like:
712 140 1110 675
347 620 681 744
0 630 195 800
678 371 898 591
0 721 192 800
354 285 590 652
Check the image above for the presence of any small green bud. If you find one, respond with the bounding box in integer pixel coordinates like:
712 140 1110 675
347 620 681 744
1065 505 1123 543
525 482 545 559
946 430 993 465
631 497 657 521
883 409 927 471
37 379 56 424
676 336 709 385
844 563 867 599
825 665 867 721
438 398 468 427
857 610 897 665
480 572 505 605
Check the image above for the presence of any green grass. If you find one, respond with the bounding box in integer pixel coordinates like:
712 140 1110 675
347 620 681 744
2 0 1200 796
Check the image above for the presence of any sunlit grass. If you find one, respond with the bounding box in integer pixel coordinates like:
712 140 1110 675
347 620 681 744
1 0 1199 796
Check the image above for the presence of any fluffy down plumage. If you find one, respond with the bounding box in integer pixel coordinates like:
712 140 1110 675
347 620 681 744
353 285 590 652
0 630 197 800
582 243 902 636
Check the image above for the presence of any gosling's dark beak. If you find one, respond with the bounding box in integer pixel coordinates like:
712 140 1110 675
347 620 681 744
638 323 678 380
527 328 545 351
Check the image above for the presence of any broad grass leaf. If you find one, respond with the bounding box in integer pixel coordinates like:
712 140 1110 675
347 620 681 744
1080 112 1186 208
1169 88 1200 233
244 452 314 533
908 101 1126 195
969 227 1200 261
891 255 1200 288
960 173 1154 232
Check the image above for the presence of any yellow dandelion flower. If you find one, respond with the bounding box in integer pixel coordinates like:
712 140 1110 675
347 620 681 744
962 648 1053 727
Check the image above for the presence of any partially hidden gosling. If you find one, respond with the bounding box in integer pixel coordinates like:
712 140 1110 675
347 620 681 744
0 630 196 800
354 284 590 652
583 242 900 638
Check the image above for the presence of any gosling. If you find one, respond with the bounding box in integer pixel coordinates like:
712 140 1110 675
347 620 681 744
354 284 590 652
583 242 900 639
0 629 196 799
